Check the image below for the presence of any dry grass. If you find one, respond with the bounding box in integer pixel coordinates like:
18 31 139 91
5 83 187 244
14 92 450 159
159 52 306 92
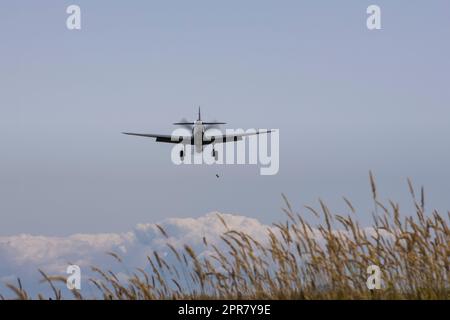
3 173 450 300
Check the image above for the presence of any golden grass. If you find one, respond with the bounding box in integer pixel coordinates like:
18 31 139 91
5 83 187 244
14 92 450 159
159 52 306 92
3 173 450 300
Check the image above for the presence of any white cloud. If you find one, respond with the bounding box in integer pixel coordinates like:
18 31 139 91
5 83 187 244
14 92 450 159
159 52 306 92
0 212 398 298
0 212 272 298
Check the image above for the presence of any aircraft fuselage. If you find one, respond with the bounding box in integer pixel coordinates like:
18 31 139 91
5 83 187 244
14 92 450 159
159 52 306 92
193 121 204 153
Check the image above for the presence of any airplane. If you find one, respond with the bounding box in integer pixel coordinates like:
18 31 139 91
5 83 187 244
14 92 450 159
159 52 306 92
122 107 272 160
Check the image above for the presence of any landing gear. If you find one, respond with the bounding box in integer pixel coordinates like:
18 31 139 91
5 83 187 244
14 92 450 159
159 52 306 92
212 147 219 161
179 148 185 161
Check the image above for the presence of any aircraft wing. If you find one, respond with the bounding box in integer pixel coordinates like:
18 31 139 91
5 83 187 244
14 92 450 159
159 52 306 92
205 130 274 143
122 132 193 144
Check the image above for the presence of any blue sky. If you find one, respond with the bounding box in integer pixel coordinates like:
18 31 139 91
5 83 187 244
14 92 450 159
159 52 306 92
1 1 450 235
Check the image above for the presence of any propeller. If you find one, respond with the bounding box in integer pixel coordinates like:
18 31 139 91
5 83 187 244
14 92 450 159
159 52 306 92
173 117 194 131
204 120 226 132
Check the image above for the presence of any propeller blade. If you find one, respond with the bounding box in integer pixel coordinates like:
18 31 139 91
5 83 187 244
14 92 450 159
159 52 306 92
204 120 226 131
174 118 194 130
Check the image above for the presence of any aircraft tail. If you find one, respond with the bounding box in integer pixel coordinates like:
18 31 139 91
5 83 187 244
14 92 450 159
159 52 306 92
174 107 226 126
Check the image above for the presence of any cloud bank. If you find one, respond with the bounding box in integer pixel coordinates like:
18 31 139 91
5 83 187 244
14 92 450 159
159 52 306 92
0 212 273 297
